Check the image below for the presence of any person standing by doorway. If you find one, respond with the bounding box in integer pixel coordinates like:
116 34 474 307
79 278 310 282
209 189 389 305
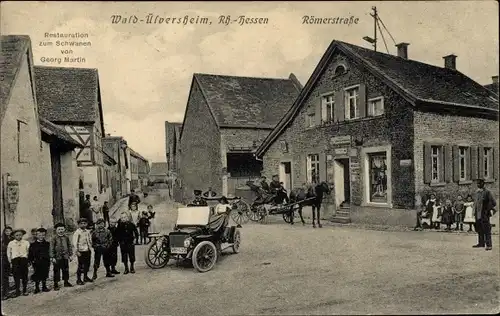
128 190 141 210
81 195 93 228
472 179 497 251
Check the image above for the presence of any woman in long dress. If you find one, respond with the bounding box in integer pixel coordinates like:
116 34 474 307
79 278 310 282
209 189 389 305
463 195 475 232
430 197 442 229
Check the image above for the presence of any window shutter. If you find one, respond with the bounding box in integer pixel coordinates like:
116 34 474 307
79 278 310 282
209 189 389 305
478 146 485 179
315 97 322 126
423 142 432 184
452 145 460 182
494 147 499 180
306 155 312 183
334 90 345 122
358 84 367 118
444 145 452 182
438 146 445 182
470 146 478 180
321 98 327 123
319 152 327 182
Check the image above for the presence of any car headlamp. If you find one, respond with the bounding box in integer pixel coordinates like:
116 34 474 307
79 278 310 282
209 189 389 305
183 237 193 248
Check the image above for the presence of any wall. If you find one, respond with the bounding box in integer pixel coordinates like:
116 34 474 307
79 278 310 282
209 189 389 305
261 51 415 210
80 166 99 198
179 80 222 202
0 53 53 229
60 150 79 230
413 111 499 205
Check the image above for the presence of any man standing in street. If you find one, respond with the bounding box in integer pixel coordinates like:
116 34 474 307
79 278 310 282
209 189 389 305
473 179 497 251
128 190 141 210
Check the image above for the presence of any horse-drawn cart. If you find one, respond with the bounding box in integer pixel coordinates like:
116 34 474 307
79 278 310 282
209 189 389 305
248 197 317 224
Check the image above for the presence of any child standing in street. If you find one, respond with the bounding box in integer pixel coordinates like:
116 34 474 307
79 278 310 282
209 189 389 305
138 212 150 245
463 195 475 232
147 205 156 243
50 223 73 290
73 218 93 285
91 219 114 279
454 195 465 231
28 228 51 293
7 229 30 297
108 218 120 274
117 212 138 274
102 201 110 227
441 199 454 231
27 228 37 244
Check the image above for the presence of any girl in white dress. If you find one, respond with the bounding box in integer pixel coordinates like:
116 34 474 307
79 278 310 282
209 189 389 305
463 194 475 232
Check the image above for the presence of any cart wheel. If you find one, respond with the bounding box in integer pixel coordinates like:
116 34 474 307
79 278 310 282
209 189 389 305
232 230 241 254
257 206 268 224
144 237 170 269
230 200 250 225
248 205 262 222
192 241 218 273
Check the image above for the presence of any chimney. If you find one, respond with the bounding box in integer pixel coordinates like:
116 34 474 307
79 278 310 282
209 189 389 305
443 54 457 70
492 76 499 84
288 73 303 90
395 43 409 59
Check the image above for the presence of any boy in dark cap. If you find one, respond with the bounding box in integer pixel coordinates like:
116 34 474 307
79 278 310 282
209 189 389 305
91 219 114 279
28 228 50 293
191 190 208 206
7 229 30 296
73 218 93 285
107 218 120 274
50 223 73 290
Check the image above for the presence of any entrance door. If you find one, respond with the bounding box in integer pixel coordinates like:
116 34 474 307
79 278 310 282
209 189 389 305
333 158 351 207
279 162 292 192
50 146 64 225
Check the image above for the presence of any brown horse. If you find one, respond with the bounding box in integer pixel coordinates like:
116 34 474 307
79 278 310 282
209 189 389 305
289 182 331 228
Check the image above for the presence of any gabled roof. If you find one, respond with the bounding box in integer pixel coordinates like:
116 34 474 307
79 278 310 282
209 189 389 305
129 147 148 162
0 35 35 123
34 66 105 133
256 40 499 157
149 162 168 176
39 117 83 148
192 73 301 128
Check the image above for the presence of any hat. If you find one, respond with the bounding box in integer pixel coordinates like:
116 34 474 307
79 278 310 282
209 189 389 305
95 219 105 225
194 190 202 195
77 218 88 224
36 227 47 233
54 223 66 229
12 229 26 235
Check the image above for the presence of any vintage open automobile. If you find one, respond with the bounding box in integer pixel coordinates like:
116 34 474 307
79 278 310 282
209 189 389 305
144 205 241 273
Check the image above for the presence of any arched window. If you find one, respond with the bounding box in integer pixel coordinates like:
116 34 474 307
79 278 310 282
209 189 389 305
334 65 346 76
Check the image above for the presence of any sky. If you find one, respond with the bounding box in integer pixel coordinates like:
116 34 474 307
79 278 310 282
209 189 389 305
1 1 498 163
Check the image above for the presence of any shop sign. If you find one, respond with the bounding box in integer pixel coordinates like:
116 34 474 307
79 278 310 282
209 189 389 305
330 136 351 146
334 148 348 155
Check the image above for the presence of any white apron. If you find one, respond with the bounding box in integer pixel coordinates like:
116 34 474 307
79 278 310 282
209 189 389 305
431 205 442 223
463 202 475 223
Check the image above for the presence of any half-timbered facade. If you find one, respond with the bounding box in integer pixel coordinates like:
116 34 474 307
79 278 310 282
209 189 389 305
34 66 107 199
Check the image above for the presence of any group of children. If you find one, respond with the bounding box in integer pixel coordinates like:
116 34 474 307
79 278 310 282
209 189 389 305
1 210 145 300
415 193 477 231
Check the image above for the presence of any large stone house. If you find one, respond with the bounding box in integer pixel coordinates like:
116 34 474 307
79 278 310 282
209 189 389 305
149 162 168 183
178 73 302 202
165 121 182 176
256 40 498 222
103 136 130 198
1 35 83 230
129 148 149 192
34 65 108 202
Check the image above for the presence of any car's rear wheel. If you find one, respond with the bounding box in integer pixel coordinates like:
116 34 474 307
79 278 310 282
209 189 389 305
192 241 218 273
144 237 170 269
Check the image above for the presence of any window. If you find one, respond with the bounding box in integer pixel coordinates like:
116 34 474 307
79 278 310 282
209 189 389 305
17 120 29 163
483 147 493 179
368 97 385 116
368 153 388 203
431 146 441 182
334 65 346 76
345 86 359 120
321 94 335 123
306 154 320 184
458 147 468 181
306 113 315 128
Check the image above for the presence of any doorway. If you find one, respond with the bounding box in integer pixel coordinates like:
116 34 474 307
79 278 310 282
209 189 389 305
333 158 351 207
279 162 292 192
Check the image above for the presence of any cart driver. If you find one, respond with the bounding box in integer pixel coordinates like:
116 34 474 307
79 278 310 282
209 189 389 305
270 175 289 204
192 190 208 206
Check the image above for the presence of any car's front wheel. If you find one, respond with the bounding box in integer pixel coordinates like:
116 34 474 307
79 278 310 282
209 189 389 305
144 237 170 269
192 241 218 273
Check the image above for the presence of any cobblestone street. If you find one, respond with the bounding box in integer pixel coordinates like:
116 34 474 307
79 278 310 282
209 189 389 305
3 194 499 316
